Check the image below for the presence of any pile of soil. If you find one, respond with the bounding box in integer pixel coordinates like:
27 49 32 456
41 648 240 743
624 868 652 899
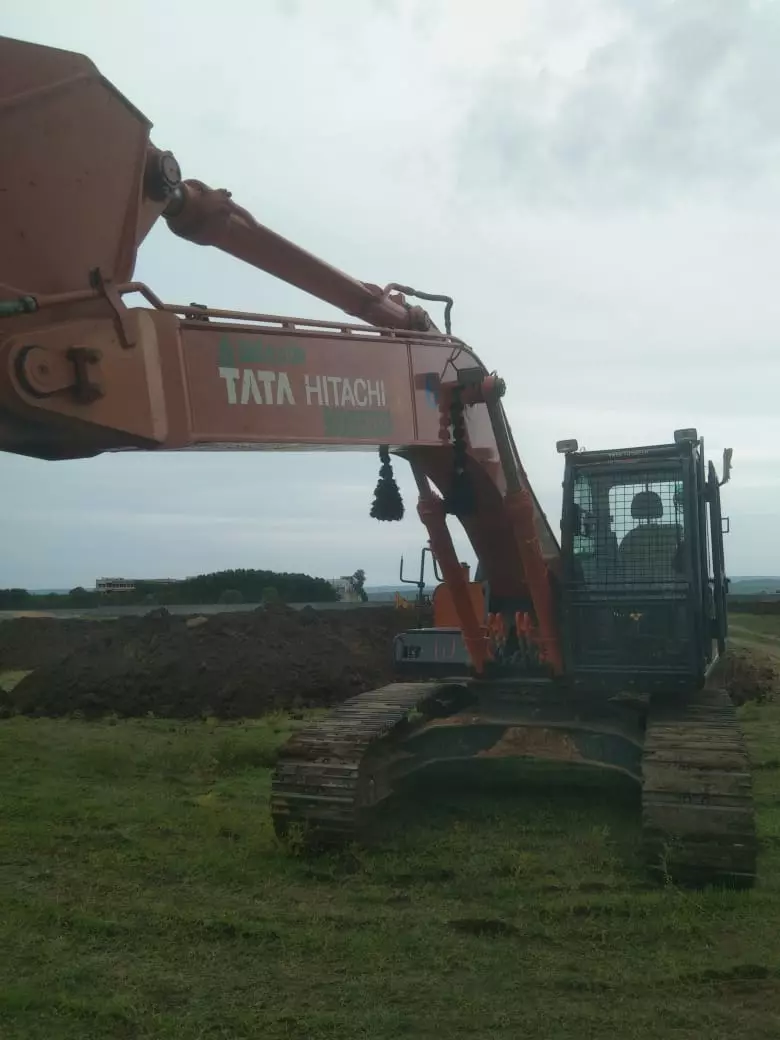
717 647 778 706
0 617 105 670
4 606 773 720
1 605 429 720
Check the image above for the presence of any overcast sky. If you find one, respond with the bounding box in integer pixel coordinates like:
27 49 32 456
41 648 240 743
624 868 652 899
3 0 780 589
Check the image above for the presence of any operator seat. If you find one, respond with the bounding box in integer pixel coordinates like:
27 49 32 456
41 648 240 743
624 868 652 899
618 490 683 582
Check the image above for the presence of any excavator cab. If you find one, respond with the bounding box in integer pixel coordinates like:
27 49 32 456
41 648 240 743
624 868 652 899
559 428 731 691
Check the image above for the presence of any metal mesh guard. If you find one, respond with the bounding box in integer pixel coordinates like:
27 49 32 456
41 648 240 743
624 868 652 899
572 469 686 588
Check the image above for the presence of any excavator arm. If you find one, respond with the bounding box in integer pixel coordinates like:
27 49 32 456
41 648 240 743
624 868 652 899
163 175 445 334
0 33 562 674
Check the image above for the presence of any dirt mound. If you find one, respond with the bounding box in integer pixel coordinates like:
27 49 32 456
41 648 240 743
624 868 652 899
0 617 105 670
715 647 778 706
2 605 425 719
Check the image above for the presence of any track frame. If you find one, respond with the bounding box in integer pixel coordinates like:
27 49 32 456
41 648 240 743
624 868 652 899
271 676 757 887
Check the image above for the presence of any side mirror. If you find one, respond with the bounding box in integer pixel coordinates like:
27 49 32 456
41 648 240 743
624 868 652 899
720 447 733 487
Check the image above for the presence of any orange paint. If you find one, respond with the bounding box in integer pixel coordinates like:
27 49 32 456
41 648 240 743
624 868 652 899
0 33 565 680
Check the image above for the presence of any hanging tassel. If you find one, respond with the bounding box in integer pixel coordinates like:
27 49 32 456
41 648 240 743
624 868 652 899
370 445 404 521
443 389 476 516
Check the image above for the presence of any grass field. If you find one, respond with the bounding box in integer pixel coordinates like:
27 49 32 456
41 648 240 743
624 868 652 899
2 624 780 1038
730 613 780 646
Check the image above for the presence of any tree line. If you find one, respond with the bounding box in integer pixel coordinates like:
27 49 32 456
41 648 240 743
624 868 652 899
0 567 350 610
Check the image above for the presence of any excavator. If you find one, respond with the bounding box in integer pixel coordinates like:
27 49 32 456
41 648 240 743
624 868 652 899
0 35 756 888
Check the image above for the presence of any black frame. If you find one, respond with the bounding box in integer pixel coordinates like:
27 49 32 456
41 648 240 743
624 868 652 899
560 438 725 691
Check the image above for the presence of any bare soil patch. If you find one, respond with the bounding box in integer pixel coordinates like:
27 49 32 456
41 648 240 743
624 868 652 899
1 605 427 719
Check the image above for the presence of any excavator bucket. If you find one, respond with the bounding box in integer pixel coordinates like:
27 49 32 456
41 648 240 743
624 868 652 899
0 35 164 299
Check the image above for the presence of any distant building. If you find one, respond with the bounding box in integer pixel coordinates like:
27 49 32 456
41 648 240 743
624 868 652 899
327 576 362 602
95 578 135 593
95 576 185 593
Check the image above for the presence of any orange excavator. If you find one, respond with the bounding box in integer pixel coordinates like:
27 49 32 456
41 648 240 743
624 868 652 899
0 35 756 887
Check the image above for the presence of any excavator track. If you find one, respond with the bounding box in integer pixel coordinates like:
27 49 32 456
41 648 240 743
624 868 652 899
271 681 464 843
642 683 758 888
272 676 758 889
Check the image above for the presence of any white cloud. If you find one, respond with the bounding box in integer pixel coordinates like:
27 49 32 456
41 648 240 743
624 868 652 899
459 0 780 210
1 0 779 589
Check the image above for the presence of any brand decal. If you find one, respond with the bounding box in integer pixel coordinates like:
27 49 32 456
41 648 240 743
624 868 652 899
217 368 387 409
214 335 391 433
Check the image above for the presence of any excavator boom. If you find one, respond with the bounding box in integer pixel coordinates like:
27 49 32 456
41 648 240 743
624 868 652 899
0 31 562 677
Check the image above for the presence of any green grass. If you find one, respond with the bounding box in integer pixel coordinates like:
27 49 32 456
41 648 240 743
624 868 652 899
730 613 780 646
2 653 780 1038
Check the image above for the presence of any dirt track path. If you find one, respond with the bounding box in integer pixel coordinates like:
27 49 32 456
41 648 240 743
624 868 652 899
729 624 780 661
